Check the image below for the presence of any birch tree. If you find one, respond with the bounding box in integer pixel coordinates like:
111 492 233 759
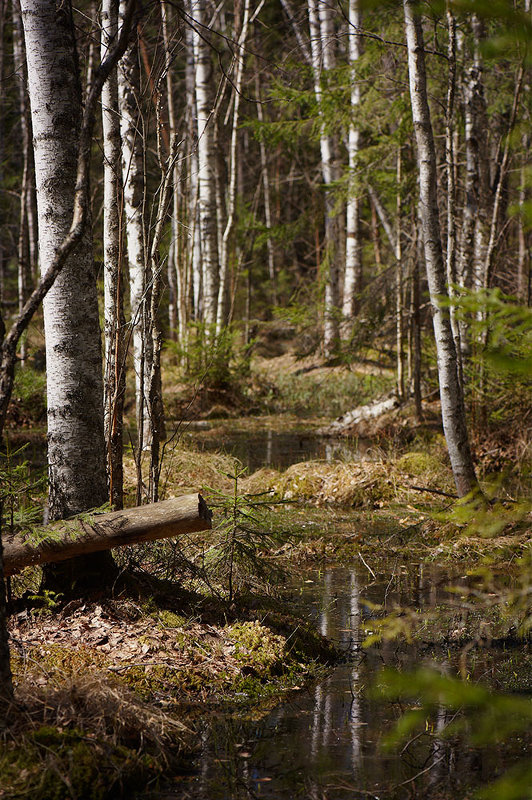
190 0 220 329
308 0 340 357
117 1 151 451
216 0 251 335
403 0 478 497
19 0 136 591
342 0 363 330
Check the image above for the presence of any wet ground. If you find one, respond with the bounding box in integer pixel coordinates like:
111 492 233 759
145 564 530 800
184 427 372 472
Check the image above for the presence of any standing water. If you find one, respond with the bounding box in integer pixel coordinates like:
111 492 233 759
147 564 530 800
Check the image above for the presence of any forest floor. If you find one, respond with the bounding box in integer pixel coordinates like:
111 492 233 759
3 345 531 799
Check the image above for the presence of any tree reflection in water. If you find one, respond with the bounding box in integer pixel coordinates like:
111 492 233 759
148 564 529 800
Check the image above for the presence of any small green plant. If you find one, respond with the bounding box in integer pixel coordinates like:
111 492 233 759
0 442 46 538
203 462 286 603
27 589 63 613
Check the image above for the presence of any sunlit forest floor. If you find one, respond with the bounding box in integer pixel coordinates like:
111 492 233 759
3 333 531 798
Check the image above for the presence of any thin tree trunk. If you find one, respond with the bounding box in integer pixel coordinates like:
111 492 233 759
410 206 423 421
161 0 180 345
342 0 363 331
216 0 251 335
404 0 478 497
184 17 201 324
255 66 277 307
102 0 126 510
308 0 339 357
445 5 462 388
0 503 13 717
12 0 31 367
190 0 219 329
117 4 150 453
517 135 531 304
395 147 404 399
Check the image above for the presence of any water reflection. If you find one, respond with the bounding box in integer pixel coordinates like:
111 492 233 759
149 565 528 800
184 429 370 472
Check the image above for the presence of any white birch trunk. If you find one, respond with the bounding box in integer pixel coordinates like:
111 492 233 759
190 0 219 329
216 0 251 335
395 148 404 399
308 0 339 356
342 0 363 328
117 1 151 450
161 1 179 341
101 0 125 508
445 5 462 386
403 0 478 498
21 0 108 518
184 18 202 321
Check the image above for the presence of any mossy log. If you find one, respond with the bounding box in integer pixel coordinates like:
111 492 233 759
3 494 212 576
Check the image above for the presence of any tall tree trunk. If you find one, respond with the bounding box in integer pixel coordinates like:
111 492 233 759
342 0 363 331
395 147 404 399
161 0 180 341
517 135 531 305
190 0 219 329
184 17 201 324
117 5 151 454
12 0 34 367
308 0 339 357
255 65 277 308
409 207 423 421
445 4 462 388
216 0 251 335
101 0 125 510
403 0 478 498
0 503 14 718
21 0 117 591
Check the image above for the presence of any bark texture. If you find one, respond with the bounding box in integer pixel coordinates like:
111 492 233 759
21 0 108 519
403 0 478 497
191 0 219 328
4 495 212 576
117 3 151 449
308 0 340 356
102 0 126 509
342 0 363 327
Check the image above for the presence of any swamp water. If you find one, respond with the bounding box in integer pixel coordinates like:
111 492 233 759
148 564 530 800
184 427 370 472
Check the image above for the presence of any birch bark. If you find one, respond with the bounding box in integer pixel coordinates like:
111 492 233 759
403 0 478 497
21 0 115 586
101 0 126 509
342 0 363 329
185 17 202 322
190 0 219 329
308 0 340 357
216 0 251 335
117 2 151 450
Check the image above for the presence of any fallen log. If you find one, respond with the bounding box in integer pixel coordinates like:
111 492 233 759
3 494 212 576
318 393 401 436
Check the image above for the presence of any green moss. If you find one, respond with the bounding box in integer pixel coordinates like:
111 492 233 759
396 451 446 477
12 644 111 681
157 610 187 628
0 726 154 800
228 621 286 677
